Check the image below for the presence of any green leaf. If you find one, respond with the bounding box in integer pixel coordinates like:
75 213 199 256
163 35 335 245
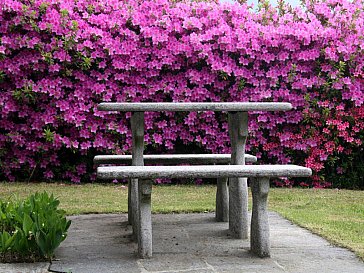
0 192 71 260
39 2 49 14
0 231 15 252
23 214 33 235
43 128 54 142
61 9 69 17
35 230 47 256
0 71 5 83
71 20 78 31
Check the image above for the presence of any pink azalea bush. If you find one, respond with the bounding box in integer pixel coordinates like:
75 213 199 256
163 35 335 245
0 0 363 188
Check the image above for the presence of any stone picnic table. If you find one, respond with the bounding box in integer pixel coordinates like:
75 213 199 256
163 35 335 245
96 102 311 258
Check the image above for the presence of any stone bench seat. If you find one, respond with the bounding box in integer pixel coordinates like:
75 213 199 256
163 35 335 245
97 164 312 258
93 153 257 165
97 164 311 179
94 153 257 223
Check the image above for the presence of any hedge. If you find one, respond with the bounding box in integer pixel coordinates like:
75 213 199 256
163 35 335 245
0 0 363 188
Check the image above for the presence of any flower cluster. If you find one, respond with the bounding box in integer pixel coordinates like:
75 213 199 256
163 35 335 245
0 0 363 187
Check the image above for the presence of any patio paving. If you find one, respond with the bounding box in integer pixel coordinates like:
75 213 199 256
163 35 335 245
1 212 363 273
50 212 363 273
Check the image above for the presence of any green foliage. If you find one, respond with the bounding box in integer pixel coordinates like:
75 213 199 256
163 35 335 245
39 2 49 15
81 56 92 70
238 79 246 91
0 71 5 83
12 84 36 104
43 128 54 142
71 20 78 31
0 192 71 262
87 4 95 14
41 51 54 65
61 9 69 17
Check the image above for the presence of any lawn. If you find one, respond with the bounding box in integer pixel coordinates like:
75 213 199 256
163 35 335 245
0 182 363 260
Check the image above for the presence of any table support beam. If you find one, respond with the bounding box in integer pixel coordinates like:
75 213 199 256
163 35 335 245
251 177 270 257
130 112 145 240
216 178 229 222
228 111 249 239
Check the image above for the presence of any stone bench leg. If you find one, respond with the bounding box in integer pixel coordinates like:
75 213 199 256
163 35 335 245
250 177 270 258
128 180 132 224
216 177 229 222
138 179 153 258
130 178 139 239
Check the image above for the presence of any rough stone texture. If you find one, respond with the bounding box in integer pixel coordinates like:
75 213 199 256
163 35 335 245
97 165 312 179
228 111 249 239
130 112 145 237
251 177 270 258
47 213 364 273
50 214 140 273
97 102 293 112
94 153 257 165
0 263 49 273
138 180 153 258
216 177 229 222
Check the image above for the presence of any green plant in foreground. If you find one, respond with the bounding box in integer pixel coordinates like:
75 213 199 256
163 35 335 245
0 192 71 262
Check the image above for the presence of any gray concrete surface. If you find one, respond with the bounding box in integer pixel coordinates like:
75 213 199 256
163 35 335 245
0 262 49 273
1 212 363 273
45 212 364 273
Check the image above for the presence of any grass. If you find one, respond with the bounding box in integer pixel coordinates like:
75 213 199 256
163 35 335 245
268 188 364 261
0 182 363 260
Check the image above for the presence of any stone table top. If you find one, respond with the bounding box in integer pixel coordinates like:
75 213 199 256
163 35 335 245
97 102 292 112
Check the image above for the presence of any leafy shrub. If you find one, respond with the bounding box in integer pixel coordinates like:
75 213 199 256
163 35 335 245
0 192 71 262
0 0 363 188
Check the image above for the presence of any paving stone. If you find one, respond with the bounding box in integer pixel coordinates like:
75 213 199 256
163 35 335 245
0 262 49 273
51 213 364 273
3 212 362 273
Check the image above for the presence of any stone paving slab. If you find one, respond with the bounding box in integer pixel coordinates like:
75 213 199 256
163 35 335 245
49 213 363 273
2 212 363 273
0 262 49 273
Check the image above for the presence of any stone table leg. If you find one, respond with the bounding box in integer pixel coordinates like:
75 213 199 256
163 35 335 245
216 178 229 222
138 179 153 258
228 111 248 239
131 111 144 239
251 177 270 258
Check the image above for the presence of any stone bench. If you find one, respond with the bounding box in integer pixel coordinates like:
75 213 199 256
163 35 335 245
97 164 312 258
94 153 257 222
